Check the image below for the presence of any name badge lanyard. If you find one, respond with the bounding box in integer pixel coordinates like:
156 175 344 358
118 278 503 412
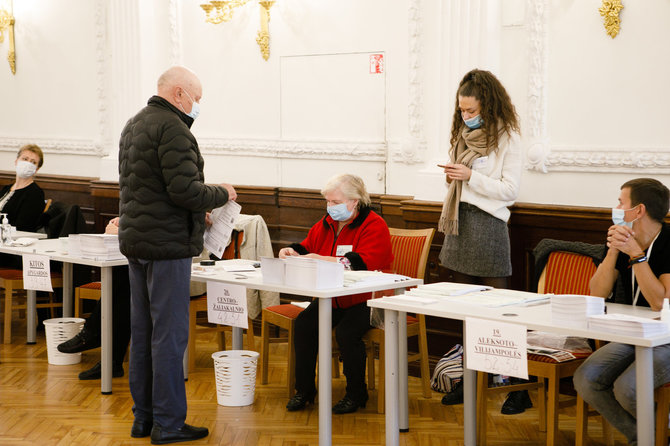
632 231 660 306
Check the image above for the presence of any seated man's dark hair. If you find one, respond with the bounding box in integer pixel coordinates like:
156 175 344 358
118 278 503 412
621 178 670 223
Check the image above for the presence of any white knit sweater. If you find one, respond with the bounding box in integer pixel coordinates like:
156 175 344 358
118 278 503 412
455 131 521 223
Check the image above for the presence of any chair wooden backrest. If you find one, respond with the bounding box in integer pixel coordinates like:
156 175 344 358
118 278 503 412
388 227 435 280
537 251 598 295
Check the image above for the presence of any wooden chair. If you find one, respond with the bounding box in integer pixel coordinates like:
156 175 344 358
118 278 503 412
2 268 63 344
74 281 101 318
186 230 255 372
363 227 435 413
477 250 599 446
259 227 436 400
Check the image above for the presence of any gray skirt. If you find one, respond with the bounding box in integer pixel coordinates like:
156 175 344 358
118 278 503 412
439 202 512 277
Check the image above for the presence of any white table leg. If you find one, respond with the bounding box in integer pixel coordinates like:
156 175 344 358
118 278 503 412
384 308 399 446
398 311 409 431
318 298 332 446
101 266 113 394
26 289 36 344
463 323 476 446
61 263 73 317
635 345 654 446
232 327 243 350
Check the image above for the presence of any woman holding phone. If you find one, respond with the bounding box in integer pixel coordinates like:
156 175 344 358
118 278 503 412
437 69 525 413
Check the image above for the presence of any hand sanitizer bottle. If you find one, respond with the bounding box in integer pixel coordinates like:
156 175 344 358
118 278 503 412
0 214 11 245
661 298 670 327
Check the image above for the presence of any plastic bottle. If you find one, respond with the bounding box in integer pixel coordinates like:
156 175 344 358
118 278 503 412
0 213 10 245
661 298 670 327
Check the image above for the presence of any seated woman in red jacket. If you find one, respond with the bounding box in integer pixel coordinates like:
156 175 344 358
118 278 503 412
279 173 393 414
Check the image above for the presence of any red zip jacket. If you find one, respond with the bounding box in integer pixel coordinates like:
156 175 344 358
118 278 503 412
289 207 393 308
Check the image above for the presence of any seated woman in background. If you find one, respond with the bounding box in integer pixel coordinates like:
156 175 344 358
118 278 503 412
0 144 45 232
279 173 393 415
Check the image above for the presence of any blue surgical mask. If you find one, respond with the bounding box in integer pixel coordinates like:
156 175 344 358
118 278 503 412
327 203 354 221
612 207 637 228
182 89 200 120
463 114 483 129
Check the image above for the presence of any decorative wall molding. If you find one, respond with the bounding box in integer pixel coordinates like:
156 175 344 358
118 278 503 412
0 137 103 156
94 0 110 155
545 148 670 173
198 138 387 161
525 0 549 172
388 138 428 164
168 0 182 65
390 0 427 165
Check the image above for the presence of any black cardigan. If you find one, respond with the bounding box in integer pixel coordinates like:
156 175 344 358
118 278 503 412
0 182 45 232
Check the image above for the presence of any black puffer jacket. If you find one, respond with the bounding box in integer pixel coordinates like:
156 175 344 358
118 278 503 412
118 95 229 260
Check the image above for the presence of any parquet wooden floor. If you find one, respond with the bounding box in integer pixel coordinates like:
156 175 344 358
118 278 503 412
0 318 628 445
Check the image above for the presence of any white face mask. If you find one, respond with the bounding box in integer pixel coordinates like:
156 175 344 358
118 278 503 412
16 160 37 179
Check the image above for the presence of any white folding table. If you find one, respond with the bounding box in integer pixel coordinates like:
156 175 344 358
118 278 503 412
191 265 422 446
0 238 128 394
368 294 670 446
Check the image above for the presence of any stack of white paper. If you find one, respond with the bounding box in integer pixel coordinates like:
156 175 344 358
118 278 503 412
285 257 344 289
551 294 605 327
67 234 82 257
79 234 124 260
343 270 411 287
406 282 492 297
588 313 669 337
401 282 548 307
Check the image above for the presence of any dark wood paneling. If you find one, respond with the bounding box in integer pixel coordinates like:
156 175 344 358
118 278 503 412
15 173 652 374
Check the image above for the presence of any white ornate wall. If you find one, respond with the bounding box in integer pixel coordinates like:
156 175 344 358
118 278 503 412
0 0 668 206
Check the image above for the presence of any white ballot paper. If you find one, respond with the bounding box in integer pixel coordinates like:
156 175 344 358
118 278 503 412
204 200 242 259
22 254 53 292
207 281 248 329
465 317 528 379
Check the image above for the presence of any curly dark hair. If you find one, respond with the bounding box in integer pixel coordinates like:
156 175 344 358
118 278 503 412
450 69 520 152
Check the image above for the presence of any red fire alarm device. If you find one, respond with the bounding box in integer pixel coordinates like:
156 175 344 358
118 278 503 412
369 54 384 74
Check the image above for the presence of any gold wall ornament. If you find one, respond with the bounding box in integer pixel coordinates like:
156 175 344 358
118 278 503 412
201 0 249 24
256 1 275 61
599 0 624 38
200 0 275 61
0 0 15 74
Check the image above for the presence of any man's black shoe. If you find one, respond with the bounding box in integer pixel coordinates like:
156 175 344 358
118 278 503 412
57 328 100 353
286 392 315 411
130 419 153 438
332 395 367 414
501 390 533 414
150 424 208 445
441 381 464 406
78 361 124 380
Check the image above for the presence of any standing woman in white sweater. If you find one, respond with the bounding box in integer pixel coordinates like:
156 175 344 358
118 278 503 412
438 69 521 290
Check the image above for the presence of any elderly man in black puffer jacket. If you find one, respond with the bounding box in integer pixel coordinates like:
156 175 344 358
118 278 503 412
118 65 236 445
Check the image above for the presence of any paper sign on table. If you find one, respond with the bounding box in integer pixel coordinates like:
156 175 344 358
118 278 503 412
206 281 248 329
22 254 53 292
464 317 528 379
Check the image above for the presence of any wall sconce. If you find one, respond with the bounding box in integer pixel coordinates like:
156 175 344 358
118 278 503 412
0 0 15 74
200 0 276 61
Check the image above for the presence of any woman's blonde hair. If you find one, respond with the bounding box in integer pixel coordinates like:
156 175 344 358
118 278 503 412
17 144 44 168
321 174 371 209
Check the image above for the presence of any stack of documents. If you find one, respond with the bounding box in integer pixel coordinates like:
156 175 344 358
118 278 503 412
395 283 548 307
79 234 124 260
343 270 411 287
551 295 605 326
588 313 669 337
67 234 82 257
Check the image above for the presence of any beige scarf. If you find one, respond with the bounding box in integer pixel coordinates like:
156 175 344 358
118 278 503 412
438 126 492 235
